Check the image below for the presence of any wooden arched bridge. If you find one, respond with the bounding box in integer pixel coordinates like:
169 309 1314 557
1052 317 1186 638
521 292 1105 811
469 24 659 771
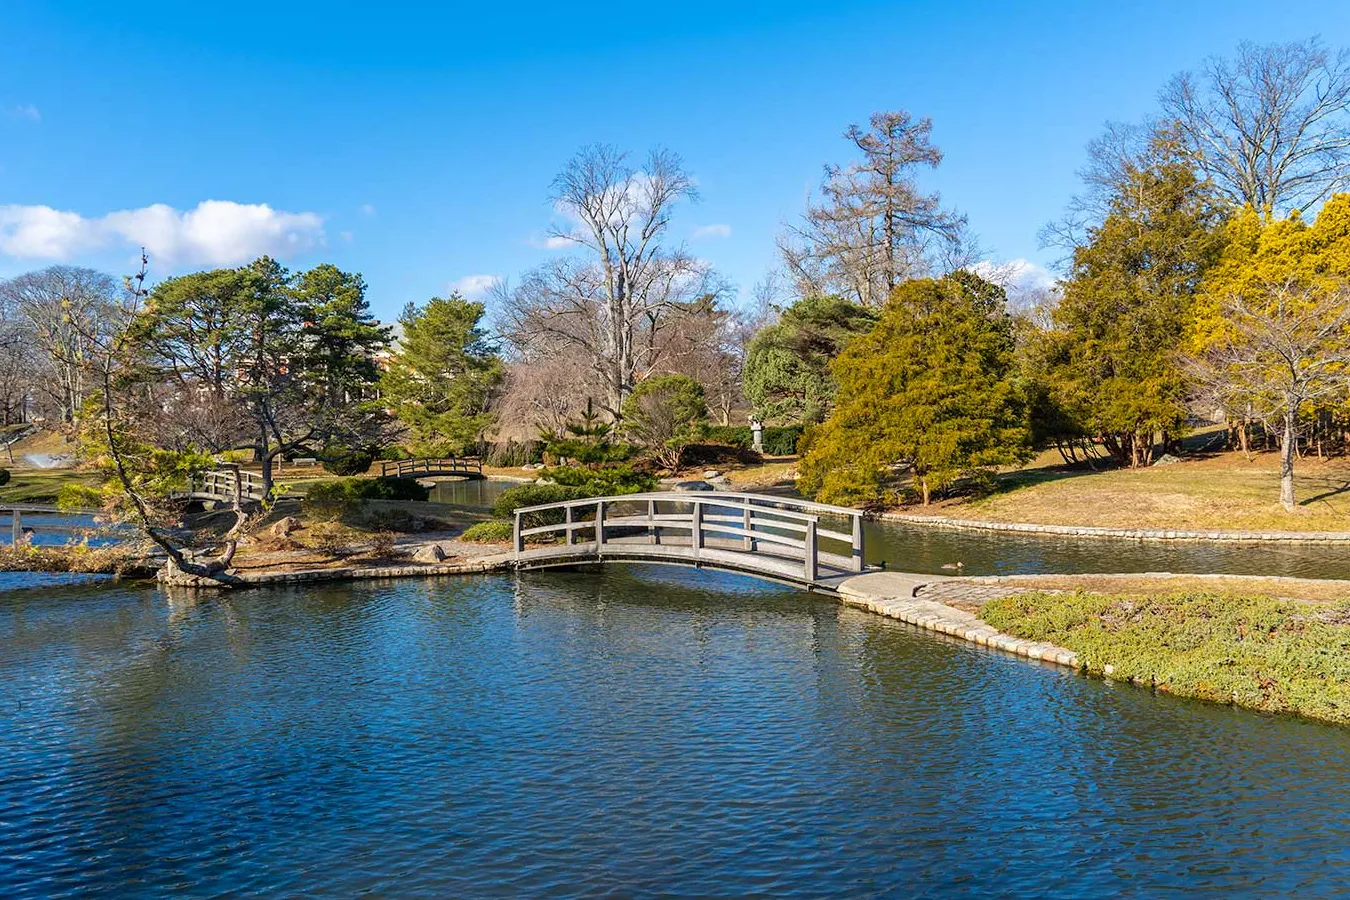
380 457 483 479
511 491 869 590
174 469 272 505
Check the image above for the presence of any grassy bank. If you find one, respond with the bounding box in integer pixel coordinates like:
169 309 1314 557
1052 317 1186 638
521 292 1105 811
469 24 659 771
0 469 100 505
982 590 1350 725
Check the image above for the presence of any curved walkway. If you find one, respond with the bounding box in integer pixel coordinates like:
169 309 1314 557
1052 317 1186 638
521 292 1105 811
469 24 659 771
883 511 1350 544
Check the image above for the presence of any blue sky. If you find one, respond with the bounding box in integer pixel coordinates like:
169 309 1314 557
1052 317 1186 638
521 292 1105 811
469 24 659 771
2 0 1349 321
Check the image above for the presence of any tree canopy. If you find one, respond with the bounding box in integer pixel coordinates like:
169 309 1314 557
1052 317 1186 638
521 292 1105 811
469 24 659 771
380 294 503 456
799 272 1031 506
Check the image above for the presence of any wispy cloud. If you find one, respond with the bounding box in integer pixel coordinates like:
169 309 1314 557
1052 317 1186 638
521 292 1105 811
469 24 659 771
0 200 325 266
692 223 732 240
359 204 376 216
8 104 40 122
528 233 578 250
450 274 500 299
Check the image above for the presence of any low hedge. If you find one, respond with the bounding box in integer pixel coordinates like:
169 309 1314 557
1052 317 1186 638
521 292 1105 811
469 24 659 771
303 477 431 521
460 520 514 543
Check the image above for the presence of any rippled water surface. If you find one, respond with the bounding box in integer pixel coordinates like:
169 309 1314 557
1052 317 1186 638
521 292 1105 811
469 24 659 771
4 569 1350 897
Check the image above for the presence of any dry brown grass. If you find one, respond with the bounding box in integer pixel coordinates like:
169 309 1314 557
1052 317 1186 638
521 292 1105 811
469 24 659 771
912 450 1350 532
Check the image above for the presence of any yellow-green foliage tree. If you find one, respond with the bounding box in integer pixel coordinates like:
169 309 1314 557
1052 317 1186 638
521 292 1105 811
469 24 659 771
798 272 1031 507
1190 196 1350 510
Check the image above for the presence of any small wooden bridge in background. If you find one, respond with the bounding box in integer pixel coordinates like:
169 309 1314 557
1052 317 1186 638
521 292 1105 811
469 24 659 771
512 491 869 590
380 458 484 479
174 469 271 505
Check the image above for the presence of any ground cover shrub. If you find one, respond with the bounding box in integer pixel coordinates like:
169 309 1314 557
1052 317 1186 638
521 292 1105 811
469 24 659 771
364 531 401 559
460 520 514 543
542 464 656 495
0 541 146 575
0 468 10 487
982 590 1350 725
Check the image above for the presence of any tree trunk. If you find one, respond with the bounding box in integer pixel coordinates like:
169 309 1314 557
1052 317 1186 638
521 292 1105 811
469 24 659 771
920 476 930 506
1280 406 1298 512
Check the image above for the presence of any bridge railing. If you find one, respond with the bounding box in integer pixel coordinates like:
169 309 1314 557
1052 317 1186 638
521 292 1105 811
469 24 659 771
380 457 483 478
511 491 865 582
184 469 268 503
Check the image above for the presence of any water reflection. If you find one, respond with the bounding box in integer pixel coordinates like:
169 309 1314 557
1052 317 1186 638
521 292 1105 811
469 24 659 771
4 568 1350 896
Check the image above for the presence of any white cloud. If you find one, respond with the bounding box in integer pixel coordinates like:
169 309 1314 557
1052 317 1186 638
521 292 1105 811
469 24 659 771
9 104 40 122
692 223 732 240
971 258 1056 293
339 231 354 243
0 200 325 266
359 204 376 216
450 274 500 299
528 233 579 250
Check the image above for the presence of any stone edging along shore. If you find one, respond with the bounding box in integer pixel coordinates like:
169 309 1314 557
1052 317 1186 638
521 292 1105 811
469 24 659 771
834 572 1079 669
881 511 1350 544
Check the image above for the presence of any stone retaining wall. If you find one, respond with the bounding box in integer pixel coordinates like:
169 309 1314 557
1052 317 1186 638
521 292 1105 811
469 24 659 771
881 512 1350 544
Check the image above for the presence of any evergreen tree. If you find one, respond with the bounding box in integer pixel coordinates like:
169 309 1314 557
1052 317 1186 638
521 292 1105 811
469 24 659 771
741 295 876 425
798 272 1031 506
294 264 390 406
381 294 503 456
1038 144 1227 467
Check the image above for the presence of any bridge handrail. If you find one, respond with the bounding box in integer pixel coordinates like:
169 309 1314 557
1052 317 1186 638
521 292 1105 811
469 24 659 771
379 457 483 478
511 490 866 583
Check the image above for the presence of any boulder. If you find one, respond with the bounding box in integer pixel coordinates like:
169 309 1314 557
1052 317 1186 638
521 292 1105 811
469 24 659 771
270 516 301 537
672 480 715 492
703 469 722 479
413 543 447 564
1152 453 1182 467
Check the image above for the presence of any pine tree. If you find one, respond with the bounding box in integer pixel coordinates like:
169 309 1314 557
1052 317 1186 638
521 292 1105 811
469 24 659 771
380 295 503 456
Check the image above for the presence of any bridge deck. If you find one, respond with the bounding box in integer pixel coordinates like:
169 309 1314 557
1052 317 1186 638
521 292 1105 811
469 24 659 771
512 491 868 589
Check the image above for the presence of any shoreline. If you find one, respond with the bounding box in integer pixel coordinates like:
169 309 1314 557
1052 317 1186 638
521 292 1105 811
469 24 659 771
878 510 1350 544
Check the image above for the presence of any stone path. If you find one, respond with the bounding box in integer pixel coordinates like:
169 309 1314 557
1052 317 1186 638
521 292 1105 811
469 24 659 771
835 572 1079 669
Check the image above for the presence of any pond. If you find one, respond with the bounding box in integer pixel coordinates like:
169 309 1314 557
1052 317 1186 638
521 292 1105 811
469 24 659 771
432 477 1350 580
3 567 1350 896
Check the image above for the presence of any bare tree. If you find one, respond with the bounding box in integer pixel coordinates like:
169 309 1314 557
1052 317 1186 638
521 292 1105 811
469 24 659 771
498 145 708 418
1188 279 1350 511
1161 38 1350 214
779 111 970 307
1 266 127 423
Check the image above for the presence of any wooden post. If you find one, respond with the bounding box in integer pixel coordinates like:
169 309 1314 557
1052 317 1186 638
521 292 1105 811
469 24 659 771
513 511 524 556
742 505 753 551
692 501 703 555
648 499 658 545
805 519 818 582
11 509 20 546
565 505 573 545
852 513 865 572
595 501 606 549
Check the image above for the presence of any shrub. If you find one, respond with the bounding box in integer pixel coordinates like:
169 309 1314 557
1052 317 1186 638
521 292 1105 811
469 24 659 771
762 425 805 456
460 519 514 543
621 375 708 469
322 446 376 476
302 477 430 521
491 482 585 528
377 445 413 461
58 483 103 512
702 425 752 448
366 531 401 559
0 467 11 487
542 464 656 495
304 522 356 558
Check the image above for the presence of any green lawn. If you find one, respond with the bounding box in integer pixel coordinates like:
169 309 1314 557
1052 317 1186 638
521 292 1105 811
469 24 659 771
0 469 101 505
